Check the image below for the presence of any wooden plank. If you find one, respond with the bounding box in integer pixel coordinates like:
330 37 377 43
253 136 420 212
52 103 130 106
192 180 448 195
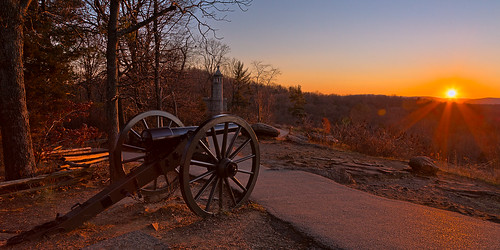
63 152 109 162
62 148 108 157
42 147 92 157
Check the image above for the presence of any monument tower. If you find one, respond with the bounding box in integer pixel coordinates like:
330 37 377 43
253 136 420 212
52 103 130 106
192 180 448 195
205 66 226 116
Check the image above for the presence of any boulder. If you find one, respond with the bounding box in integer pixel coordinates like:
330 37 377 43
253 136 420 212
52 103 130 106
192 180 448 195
408 156 439 176
251 123 280 138
328 167 356 185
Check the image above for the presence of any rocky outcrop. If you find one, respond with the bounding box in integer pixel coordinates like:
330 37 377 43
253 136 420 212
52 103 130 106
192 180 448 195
251 123 280 138
286 134 309 144
408 156 439 176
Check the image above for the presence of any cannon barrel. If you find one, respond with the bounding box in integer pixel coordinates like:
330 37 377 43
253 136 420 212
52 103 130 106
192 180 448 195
141 123 239 143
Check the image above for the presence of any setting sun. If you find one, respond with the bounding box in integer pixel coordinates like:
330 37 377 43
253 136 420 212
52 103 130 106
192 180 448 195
446 89 457 98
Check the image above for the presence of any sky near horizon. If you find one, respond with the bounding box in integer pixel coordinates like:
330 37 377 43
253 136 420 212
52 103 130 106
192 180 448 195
212 0 500 99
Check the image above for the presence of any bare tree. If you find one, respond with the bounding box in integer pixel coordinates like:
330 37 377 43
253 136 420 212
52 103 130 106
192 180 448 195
200 38 231 76
104 0 177 180
251 61 281 122
76 34 106 101
102 0 250 181
0 0 36 180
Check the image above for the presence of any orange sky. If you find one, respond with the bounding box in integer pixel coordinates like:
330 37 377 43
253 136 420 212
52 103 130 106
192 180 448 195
216 1 500 99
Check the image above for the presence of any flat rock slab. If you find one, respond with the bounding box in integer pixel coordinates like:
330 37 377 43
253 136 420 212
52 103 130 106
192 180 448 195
84 231 168 250
251 168 500 249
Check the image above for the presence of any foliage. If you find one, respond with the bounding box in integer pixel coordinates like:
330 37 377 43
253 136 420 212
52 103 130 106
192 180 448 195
321 117 331 134
229 60 252 113
288 85 307 124
24 0 83 130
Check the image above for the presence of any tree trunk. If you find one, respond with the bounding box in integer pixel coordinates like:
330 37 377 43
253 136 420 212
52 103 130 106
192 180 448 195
106 0 120 181
154 0 162 110
0 0 36 180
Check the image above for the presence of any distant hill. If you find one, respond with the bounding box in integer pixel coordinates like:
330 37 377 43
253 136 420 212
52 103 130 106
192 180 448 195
464 98 500 105
418 97 500 105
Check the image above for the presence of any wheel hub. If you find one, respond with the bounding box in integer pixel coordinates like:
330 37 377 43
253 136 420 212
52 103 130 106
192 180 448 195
217 159 238 178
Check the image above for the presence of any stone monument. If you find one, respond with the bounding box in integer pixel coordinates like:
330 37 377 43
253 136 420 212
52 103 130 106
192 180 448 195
204 66 226 117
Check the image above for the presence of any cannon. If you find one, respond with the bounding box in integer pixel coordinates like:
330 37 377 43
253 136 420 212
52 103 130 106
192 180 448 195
7 111 260 245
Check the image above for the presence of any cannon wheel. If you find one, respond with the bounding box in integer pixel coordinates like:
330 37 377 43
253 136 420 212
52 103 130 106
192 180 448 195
113 110 184 196
180 115 260 217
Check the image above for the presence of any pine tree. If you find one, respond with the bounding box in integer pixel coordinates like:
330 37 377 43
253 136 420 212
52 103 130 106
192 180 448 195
288 85 307 124
230 60 251 113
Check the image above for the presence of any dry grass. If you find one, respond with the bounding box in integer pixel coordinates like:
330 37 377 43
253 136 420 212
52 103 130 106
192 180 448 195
303 124 500 185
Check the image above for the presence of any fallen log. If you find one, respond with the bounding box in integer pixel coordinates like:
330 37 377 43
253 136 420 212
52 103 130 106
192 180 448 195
0 166 99 196
0 174 91 198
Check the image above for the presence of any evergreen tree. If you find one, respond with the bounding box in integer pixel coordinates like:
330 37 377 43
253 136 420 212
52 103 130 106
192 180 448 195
24 0 82 129
230 60 251 113
288 85 307 124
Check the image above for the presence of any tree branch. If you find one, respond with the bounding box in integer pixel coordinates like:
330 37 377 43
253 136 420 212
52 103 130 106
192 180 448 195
117 4 176 37
20 0 34 13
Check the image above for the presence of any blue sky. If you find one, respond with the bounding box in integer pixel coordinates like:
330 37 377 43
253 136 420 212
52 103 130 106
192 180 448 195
211 0 500 98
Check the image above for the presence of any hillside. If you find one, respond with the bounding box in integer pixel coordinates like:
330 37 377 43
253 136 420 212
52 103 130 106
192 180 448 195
465 98 500 105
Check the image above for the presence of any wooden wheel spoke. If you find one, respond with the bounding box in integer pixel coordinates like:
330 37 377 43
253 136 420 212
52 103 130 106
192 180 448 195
141 118 149 129
211 127 221 159
198 140 218 162
122 143 146 152
221 123 229 158
229 138 251 159
130 128 141 139
226 126 241 158
152 178 158 190
157 116 163 127
122 154 145 164
230 176 247 192
189 170 215 184
168 120 173 128
195 174 217 201
233 154 255 164
218 177 223 210
237 169 254 175
164 174 171 186
205 177 220 210
190 159 216 168
225 178 237 206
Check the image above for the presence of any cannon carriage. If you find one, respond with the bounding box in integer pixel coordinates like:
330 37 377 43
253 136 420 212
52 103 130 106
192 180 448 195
7 111 260 245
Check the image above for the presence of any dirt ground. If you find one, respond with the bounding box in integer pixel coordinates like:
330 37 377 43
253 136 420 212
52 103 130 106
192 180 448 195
0 136 499 249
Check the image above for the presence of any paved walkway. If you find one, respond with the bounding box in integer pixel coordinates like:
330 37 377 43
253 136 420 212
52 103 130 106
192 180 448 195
251 168 500 249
